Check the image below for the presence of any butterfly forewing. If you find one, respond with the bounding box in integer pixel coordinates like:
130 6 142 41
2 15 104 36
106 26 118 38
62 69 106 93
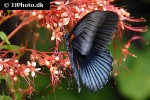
92 11 119 52
70 11 106 55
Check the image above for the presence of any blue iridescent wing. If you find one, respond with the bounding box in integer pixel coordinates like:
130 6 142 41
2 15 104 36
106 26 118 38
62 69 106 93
74 49 113 91
70 11 118 55
67 10 118 91
92 11 119 52
69 11 105 55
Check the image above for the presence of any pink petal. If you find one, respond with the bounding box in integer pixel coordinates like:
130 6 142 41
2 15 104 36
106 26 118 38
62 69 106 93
54 1 63 5
65 1 69 4
45 61 50 66
32 62 36 67
51 36 56 40
31 71 35 77
35 68 41 71
57 6 63 10
0 64 3 71
61 12 69 17
59 18 70 26
27 61 31 66
24 68 31 73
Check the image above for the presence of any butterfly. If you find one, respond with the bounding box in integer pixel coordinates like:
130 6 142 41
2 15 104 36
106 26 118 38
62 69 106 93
64 10 119 92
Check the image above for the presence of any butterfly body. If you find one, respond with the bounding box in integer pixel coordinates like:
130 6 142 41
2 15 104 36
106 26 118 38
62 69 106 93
64 10 118 92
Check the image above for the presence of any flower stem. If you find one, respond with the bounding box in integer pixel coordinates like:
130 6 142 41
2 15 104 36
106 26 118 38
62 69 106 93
0 16 37 46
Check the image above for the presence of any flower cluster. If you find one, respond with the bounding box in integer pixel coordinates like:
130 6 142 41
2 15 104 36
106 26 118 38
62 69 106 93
0 0 147 98
0 49 71 77
0 57 42 81
0 49 72 96
29 50 72 87
6 0 147 61
6 0 147 42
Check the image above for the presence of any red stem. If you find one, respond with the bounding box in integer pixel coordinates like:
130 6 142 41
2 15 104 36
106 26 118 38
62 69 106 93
0 16 37 46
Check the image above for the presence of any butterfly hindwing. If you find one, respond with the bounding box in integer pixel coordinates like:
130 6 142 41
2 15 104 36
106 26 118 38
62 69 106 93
74 50 113 91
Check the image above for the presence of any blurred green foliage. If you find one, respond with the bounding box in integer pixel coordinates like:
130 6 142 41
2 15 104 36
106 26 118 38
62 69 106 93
0 95 12 100
117 34 150 99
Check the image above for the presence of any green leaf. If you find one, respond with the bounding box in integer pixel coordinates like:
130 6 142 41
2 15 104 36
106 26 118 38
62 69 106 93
0 31 10 44
0 95 12 100
0 45 20 51
0 75 5 80
14 92 21 100
7 10 11 15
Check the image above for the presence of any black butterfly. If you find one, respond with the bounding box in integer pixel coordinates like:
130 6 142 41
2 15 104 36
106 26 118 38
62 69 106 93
64 10 119 92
